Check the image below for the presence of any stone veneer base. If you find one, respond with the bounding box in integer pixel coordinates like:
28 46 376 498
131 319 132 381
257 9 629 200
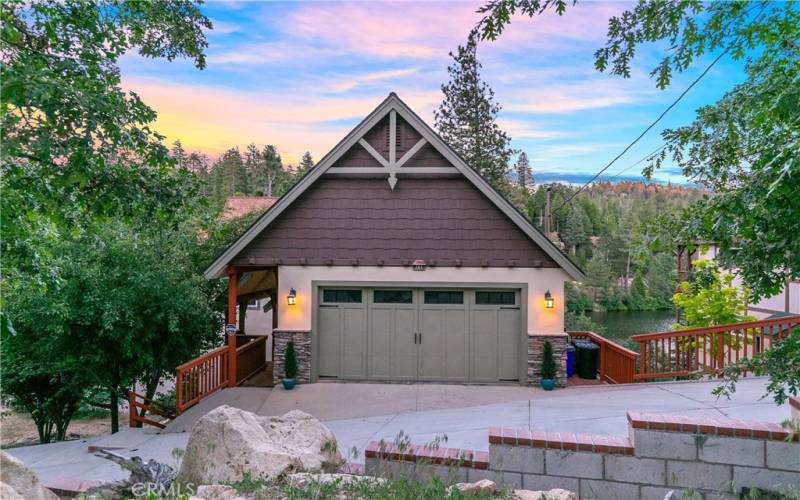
527 333 568 387
272 330 311 383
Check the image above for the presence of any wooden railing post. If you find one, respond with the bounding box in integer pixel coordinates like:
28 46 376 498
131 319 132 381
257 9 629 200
599 340 607 382
176 369 184 415
716 331 725 378
128 390 137 428
639 342 646 378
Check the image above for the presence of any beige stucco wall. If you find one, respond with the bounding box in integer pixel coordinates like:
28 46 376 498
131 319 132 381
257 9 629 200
276 265 569 335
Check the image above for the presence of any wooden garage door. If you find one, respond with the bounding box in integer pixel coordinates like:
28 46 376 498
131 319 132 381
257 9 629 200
318 289 367 379
419 290 469 381
470 291 521 382
317 287 520 383
369 289 417 381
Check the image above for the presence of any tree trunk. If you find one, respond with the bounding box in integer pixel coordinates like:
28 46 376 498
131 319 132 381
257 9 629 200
625 252 631 291
110 387 119 433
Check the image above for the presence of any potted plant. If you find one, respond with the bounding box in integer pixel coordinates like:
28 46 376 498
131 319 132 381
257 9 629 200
282 340 298 390
540 340 557 391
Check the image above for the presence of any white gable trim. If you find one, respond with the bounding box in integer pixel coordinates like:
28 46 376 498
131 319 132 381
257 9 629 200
204 93 585 281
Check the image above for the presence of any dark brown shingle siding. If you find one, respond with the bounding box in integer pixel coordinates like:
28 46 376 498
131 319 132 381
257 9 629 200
232 177 558 268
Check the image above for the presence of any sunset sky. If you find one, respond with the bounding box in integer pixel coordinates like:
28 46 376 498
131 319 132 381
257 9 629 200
119 1 747 184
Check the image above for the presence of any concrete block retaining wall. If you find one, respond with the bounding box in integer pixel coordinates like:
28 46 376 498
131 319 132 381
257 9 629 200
272 330 311 383
365 411 799 499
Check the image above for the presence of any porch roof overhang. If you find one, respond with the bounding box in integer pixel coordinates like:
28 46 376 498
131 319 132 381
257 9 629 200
236 269 276 300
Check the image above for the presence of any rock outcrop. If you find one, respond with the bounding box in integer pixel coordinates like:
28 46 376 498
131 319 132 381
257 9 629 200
448 479 497 496
514 488 578 500
0 451 58 500
177 406 343 485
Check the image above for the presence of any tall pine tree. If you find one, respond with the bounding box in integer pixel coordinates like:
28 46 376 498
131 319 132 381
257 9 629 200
435 34 514 188
297 151 315 176
514 152 534 189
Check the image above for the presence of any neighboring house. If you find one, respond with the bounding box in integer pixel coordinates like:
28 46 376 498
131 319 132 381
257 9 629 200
222 196 279 220
204 93 584 386
676 244 799 318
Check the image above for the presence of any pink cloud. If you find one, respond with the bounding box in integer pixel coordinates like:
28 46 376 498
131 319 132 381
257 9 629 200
123 78 441 162
277 1 627 60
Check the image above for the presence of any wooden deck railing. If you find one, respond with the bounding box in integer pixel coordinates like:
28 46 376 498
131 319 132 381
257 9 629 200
631 315 800 381
236 335 268 384
567 331 638 384
176 345 229 415
128 391 175 429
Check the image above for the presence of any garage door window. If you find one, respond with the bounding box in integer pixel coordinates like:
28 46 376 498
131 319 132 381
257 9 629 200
424 291 463 304
374 290 413 303
323 289 362 303
475 291 516 305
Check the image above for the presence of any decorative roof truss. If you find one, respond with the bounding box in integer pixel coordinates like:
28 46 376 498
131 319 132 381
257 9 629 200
357 110 427 189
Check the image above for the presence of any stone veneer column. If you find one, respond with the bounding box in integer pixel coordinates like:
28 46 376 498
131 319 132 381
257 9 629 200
527 333 568 387
272 330 311 383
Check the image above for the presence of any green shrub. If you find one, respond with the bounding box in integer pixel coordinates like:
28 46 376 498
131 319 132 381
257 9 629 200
284 341 298 379
541 340 556 380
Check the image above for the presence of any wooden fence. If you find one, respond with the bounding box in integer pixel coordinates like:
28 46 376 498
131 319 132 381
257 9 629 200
176 345 229 415
127 390 175 429
631 315 800 381
236 335 268 384
567 331 638 384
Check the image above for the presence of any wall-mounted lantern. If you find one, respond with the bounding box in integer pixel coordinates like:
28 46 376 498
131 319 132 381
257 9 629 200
544 290 554 309
287 288 297 306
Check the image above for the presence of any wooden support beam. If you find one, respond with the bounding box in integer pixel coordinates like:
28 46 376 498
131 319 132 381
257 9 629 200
227 268 239 387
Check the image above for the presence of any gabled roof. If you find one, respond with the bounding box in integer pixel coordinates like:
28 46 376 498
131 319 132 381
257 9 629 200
204 93 585 281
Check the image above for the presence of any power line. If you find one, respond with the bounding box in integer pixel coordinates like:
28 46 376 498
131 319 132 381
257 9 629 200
605 143 668 182
551 49 729 215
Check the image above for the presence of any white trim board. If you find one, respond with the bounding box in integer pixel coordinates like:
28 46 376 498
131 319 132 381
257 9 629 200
204 93 585 281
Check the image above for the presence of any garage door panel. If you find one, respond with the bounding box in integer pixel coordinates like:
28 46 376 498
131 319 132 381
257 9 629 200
318 306 341 377
393 307 417 380
419 308 444 379
369 308 393 379
471 308 498 382
341 307 366 379
444 309 468 380
498 307 521 381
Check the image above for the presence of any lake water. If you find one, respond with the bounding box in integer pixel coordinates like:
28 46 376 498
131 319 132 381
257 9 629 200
590 310 676 343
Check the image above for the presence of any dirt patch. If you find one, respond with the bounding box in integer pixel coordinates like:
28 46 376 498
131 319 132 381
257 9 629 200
0 405 124 449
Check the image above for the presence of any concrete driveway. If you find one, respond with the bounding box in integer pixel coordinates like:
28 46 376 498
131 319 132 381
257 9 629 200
7 378 791 491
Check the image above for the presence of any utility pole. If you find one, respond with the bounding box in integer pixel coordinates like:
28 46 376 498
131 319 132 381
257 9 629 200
544 187 552 236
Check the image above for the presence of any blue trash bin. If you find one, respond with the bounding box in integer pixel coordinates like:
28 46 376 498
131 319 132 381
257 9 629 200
566 344 576 378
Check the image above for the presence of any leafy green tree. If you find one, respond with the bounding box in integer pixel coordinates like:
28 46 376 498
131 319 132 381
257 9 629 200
474 0 799 300
1 0 211 274
72 224 219 433
435 33 514 188
672 260 753 330
2 281 86 443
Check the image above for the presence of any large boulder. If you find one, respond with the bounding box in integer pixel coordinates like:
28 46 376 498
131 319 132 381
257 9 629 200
177 406 343 485
0 451 58 500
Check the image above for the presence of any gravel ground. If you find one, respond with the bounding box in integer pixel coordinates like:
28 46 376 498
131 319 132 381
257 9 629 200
0 404 124 449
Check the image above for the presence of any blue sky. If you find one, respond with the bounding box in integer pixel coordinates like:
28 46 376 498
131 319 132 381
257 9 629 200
119 0 748 185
